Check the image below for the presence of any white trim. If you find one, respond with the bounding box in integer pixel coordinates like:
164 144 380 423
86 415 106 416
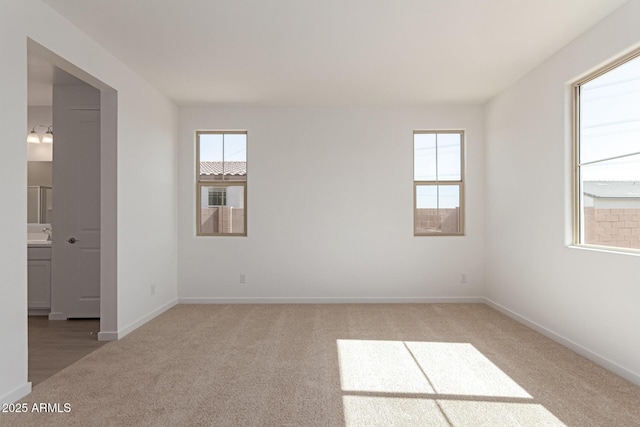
97 331 118 342
568 244 640 257
48 312 102 320
485 298 640 387
28 309 50 316
178 297 485 304
0 382 31 405
113 299 178 340
47 311 66 320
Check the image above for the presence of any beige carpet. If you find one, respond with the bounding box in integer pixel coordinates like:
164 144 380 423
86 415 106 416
2 304 640 426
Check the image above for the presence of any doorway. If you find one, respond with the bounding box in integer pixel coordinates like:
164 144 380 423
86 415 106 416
26 39 118 384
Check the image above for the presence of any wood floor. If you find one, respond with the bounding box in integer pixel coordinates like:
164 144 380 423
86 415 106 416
28 316 106 386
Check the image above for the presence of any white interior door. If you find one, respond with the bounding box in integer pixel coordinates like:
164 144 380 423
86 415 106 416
50 84 101 319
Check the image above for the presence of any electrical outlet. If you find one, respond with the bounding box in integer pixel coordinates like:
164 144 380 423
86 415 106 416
239 274 247 284
460 274 467 284
150 283 156 295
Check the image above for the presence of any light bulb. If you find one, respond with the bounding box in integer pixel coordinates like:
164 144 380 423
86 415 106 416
42 130 53 144
27 130 40 144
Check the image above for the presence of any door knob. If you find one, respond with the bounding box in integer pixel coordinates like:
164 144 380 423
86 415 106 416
67 237 78 244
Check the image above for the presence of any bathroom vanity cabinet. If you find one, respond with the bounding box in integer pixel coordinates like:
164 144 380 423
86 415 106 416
28 246 51 314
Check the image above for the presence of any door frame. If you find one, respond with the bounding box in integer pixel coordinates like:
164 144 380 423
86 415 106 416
28 39 118 340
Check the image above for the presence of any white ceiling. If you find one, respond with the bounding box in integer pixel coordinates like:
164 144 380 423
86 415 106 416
41 0 628 106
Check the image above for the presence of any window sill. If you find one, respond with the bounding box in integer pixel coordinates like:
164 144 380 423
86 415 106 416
414 233 465 237
568 244 640 257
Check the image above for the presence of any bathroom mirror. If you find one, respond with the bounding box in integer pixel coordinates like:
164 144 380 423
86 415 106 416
27 186 52 224
27 161 53 224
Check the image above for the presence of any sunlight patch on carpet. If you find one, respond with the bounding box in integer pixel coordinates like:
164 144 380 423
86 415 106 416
438 400 566 426
343 396 565 427
337 340 434 393
343 396 449 427
406 341 531 398
337 339 566 426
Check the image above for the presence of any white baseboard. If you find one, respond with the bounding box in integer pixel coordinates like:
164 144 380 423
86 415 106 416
114 298 178 340
178 296 486 304
47 311 67 320
28 309 50 316
97 331 118 342
484 298 640 387
0 382 32 405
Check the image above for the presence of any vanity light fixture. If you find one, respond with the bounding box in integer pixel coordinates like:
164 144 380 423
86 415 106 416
27 125 53 144
26 129 40 144
42 126 53 143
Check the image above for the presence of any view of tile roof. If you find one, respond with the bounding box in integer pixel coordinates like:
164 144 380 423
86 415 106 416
583 181 640 198
200 161 246 176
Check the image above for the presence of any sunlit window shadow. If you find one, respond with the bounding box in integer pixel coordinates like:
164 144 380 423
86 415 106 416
337 339 566 426
338 340 435 394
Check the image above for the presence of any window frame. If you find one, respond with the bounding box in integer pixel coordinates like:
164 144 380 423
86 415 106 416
572 48 640 253
196 130 248 237
413 130 465 236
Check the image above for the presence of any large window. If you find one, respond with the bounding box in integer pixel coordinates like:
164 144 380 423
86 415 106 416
413 130 464 235
573 50 640 252
196 131 247 236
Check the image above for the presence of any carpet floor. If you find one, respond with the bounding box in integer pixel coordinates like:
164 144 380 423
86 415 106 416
2 303 640 426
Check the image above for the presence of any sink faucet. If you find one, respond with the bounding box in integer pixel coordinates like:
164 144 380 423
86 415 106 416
42 227 52 240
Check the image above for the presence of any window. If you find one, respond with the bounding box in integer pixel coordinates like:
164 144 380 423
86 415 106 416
413 130 464 235
573 50 640 252
196 131 247 236
208 188 227 207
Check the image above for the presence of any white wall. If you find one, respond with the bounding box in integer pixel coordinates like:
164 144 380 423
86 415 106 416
0 0 31 406
179 106 485 302
0 0 178 403
485 0 640 384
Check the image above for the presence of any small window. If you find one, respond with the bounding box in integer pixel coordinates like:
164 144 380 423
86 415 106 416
573 50 640 252
413 131 465 235
208 187 227 207
196 131 247 236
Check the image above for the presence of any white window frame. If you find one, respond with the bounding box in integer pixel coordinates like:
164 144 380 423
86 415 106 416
196 130 247 237
413 130 465 236
572 48 640 253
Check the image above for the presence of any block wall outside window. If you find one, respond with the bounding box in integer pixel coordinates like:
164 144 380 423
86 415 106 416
583 208 640 250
